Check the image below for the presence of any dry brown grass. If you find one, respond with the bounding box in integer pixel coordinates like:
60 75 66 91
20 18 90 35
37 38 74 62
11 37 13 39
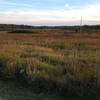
0 30 100 98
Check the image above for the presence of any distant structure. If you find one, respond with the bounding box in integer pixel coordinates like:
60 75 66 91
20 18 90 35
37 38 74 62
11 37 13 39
80 16 83 32
75 16 83 33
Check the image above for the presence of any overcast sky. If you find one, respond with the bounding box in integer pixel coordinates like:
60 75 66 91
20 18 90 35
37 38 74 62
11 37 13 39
0 0 100 25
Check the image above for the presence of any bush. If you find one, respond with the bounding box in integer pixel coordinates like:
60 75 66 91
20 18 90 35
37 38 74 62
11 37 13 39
8 30 34 34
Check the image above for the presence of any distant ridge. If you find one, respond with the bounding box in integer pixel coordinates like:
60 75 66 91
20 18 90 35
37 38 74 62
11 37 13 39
0 24 100 32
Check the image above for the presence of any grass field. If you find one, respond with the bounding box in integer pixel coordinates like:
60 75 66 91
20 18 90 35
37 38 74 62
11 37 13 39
0 29 100 100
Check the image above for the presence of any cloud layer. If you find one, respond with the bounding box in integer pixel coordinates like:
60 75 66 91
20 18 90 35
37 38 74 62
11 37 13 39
0 1 100 25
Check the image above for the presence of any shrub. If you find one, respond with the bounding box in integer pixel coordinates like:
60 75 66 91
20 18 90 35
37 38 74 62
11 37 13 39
8 30 34 34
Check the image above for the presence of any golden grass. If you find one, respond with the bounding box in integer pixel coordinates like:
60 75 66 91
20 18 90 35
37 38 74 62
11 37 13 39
0 31 100 97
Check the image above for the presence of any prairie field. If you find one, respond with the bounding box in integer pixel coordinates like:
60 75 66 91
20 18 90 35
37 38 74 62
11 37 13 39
0 29 100 100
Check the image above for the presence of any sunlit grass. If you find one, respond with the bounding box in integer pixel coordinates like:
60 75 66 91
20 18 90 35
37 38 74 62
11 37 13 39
0 31 100 98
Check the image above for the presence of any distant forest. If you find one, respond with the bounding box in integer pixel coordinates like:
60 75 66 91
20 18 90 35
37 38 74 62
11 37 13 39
0 24 100 32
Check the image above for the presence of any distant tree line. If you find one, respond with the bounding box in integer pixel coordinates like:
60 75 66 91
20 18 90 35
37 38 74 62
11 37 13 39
0 24 33 31
0 24 100 32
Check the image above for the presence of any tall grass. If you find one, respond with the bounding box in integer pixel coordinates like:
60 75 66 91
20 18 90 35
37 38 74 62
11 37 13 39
0 31 100 99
